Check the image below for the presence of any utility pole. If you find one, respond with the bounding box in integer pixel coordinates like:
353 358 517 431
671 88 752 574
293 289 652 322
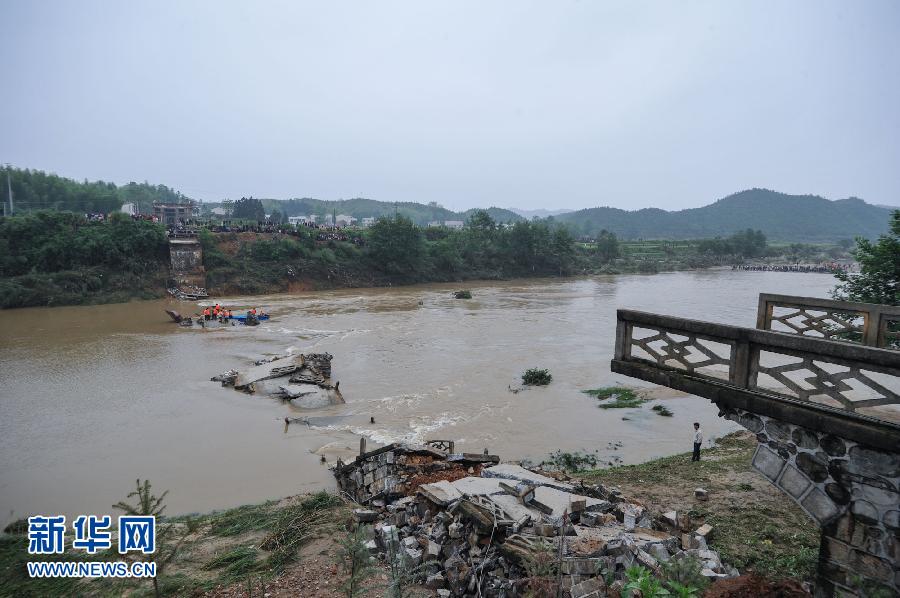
5 164 12 216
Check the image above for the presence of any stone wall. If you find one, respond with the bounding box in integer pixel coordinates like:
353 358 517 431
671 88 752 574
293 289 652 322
720 406 899 596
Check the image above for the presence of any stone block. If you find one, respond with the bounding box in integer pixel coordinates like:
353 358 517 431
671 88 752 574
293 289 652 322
425 572 446 589
694 488 708 501
752 445 786 481
796 452 829 483
848 446 900 478
353 508 378 522
778 463 812 499
790 427 818 449
403 546 422 567
649 543 670 562
800 487 839 524
823 537 851 562
849 549 893 582
427 539 442 560
571 576 606 598
850 500 880 525
695 524 713 539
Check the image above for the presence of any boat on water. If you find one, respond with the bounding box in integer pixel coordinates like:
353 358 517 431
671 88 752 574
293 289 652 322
229 314 270 322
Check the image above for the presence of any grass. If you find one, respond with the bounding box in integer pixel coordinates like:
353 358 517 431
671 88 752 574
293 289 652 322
651 404 673 417
207 500 280 537
582 386 646 408
0 492 347 598
578 432 819 582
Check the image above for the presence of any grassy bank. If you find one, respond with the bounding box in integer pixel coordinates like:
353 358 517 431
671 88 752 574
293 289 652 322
578 431 820 582
0 493 367 598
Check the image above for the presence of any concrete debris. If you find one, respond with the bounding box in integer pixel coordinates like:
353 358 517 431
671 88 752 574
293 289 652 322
695 487 709 501
212 352 345 408
333 441 739 596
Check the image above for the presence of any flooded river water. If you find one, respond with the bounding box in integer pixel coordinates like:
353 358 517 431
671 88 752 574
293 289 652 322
0 270 838 525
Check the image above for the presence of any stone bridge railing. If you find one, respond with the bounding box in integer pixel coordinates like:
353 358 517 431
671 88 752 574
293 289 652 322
612 309 900 596
614 309 900 420
757 293 900 350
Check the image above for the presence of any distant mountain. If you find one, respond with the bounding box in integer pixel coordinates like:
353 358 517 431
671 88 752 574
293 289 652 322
508 207 574 219
553 189 895 242
252 197 523 226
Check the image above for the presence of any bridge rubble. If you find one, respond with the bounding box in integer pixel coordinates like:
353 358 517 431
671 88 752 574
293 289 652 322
334 442 738 597
211 352 345 408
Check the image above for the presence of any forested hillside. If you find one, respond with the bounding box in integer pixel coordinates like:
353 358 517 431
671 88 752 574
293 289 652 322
1 167 190 215
554 189 894 242
250 197 522 226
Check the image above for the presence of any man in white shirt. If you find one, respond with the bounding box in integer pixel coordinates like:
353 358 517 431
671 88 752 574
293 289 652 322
692 422 703 462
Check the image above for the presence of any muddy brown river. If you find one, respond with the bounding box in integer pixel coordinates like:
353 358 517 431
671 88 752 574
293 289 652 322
0 270 838 525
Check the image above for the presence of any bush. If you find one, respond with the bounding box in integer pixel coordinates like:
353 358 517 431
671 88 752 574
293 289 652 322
522 368 552 385
652 404 674 417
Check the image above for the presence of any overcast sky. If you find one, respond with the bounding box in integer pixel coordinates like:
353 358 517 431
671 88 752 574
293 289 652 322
2 1 898 210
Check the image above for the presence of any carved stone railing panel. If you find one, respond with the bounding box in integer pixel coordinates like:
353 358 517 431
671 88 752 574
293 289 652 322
753 353 898 412
424 439 455 453
630 327 732 380
614 310 900 417
757 294 900 350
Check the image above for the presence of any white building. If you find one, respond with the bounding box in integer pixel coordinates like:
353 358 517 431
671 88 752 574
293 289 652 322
361 217 376 227
288 215 309 225
120 202 137 216
211 207 229 216
444 220 464 229
335 214 357 227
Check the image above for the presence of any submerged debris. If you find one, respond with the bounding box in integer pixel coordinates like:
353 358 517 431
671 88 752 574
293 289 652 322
211 352 344 408
333 441 739 596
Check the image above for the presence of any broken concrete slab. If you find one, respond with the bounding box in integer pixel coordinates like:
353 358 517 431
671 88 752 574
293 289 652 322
449 476 504 496
530 486 607 523
233 354 304 389
418 480 463 506
481 463 574 491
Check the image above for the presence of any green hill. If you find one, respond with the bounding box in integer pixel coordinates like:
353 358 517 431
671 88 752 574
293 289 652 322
554 189 894 242
253 197 522 226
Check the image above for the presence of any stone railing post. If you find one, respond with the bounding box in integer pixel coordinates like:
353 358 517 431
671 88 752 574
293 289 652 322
730 336 752 389
614 316 632 361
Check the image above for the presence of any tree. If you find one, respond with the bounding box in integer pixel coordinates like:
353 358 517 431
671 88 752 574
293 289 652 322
335 527 375 598
113 479 197 598
232 197 266 221
367 215 426 277
595 229 619 263
833 210 899 306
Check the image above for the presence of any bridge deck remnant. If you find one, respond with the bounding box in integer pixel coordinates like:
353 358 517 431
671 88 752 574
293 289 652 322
612 299 899 597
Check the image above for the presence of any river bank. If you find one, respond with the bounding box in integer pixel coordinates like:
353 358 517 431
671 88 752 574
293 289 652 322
0 432 818 597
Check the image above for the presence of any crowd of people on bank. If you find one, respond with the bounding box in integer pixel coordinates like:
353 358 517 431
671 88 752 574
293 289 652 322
732 263 855 273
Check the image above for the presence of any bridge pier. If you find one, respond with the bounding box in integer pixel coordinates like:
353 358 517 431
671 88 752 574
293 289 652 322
719 406 899 596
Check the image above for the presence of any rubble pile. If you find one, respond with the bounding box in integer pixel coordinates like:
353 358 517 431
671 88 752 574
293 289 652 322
335 443 739 597
211 353 344 408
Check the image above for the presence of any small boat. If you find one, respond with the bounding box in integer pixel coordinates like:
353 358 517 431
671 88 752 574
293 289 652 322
229 314 270 322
